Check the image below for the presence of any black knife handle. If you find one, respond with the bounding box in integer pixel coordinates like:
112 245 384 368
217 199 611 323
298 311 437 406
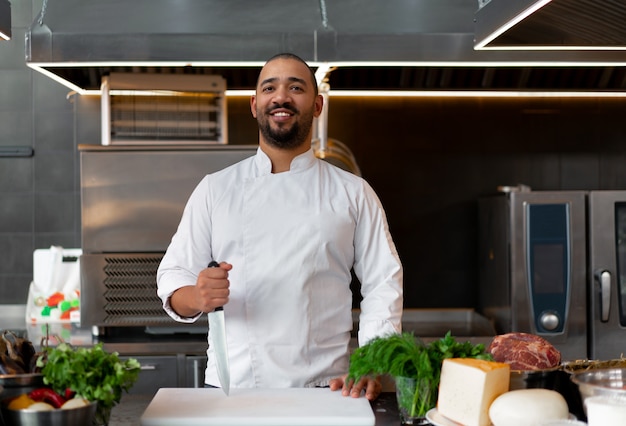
208 261 223 311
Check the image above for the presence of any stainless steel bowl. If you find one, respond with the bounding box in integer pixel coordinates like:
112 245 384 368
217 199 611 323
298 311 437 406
0 374 44 400
510 366 561 390
0 400 97 426
571 368 626 415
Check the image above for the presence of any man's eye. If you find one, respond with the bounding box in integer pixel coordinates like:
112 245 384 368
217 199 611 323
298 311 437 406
262 86 274 93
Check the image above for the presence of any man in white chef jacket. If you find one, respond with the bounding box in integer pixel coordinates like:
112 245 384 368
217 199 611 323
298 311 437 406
157 53 403 401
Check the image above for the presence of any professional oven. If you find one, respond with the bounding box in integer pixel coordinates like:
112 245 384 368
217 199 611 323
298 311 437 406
478 189 588 360
587 191 626 360
479 188 626 361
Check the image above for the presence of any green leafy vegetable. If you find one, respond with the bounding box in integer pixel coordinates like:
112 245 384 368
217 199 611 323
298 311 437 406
347 331 492 418
37 342 140 424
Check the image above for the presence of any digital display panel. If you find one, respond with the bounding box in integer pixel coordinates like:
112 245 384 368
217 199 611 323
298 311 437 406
532 243 565 294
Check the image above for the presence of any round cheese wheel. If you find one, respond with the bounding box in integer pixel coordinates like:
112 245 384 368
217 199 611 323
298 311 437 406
489 389 569 426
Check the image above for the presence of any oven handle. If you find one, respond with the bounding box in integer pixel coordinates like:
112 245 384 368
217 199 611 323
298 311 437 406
595 270 611 322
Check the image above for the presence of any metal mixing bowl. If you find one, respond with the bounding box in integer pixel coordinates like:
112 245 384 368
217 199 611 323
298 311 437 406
0 374 44 400
509 366 561 390
0 399 97 426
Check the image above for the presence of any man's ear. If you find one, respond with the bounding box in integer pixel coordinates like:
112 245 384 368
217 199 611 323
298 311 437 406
314 94 324 118
250 95 257 118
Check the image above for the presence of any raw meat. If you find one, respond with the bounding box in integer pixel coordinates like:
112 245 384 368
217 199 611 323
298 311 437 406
487 332 561 370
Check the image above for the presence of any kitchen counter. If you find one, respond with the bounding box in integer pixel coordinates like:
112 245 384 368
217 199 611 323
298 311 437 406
109 392 403 426
2 305 498 425
4 305 496 357
2 305 208 356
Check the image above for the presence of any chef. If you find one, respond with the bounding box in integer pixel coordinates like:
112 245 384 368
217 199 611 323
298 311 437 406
157 52 403 401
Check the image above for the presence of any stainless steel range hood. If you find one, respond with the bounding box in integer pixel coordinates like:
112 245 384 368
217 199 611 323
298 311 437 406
474 0 626 50
26 0 626 93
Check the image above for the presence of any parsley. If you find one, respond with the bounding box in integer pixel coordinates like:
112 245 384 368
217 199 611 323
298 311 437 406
348 331 492 418
37 342 140 424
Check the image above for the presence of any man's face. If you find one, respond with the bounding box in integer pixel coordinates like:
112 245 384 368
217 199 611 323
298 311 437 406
251 58 323 150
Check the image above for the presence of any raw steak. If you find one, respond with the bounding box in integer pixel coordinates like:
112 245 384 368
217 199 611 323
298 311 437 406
487 332 561 370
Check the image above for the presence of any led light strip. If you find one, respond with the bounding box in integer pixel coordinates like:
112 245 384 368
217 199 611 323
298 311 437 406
28 61 626 98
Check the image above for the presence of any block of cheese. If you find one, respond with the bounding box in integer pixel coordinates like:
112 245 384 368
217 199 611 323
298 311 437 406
437 358 510 426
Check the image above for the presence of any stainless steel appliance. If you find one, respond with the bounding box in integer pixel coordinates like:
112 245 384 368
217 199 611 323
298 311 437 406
588 191 626 360
478 189 588 360
79 145 258 335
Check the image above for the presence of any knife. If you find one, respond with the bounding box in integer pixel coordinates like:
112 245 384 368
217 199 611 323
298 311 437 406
207 260 230 396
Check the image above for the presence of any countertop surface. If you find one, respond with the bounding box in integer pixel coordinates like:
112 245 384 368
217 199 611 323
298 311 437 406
1 304 498 426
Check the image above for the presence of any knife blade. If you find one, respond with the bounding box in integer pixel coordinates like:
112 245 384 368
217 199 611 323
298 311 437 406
207 260 230 396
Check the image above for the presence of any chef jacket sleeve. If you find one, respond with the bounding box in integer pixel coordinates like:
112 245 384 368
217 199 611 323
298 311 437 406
157 175 214 323
352 180 403 346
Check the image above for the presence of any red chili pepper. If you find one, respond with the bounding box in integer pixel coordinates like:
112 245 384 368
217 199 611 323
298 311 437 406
28 387 67 408
64 388 75 400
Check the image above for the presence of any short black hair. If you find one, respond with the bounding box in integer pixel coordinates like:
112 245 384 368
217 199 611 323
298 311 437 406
260 53 319 96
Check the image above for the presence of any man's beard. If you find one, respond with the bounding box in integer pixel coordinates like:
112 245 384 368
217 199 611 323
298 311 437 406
257 104 314 150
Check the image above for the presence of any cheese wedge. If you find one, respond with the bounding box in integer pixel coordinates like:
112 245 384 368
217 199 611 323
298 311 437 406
437 358 510 426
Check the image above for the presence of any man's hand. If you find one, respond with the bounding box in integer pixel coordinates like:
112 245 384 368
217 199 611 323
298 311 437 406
329 374 382 401
193 261 232 312
169 262 232 318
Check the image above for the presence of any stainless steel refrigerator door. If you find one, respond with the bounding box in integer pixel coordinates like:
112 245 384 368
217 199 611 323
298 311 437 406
588 190 626 360
509 191 588 361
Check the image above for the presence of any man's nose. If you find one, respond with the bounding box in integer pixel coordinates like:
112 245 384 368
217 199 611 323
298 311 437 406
272 86 292 103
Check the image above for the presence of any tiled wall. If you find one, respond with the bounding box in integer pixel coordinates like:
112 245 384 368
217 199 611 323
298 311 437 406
2 1 626 308
0 0 80 303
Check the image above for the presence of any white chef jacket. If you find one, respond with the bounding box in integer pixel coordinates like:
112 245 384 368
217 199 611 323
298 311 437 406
157 147 403 388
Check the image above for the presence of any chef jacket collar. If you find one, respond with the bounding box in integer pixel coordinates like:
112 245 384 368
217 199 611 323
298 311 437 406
255 147 317 175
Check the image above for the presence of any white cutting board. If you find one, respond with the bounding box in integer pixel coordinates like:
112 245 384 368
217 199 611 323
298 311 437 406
140 388 375 426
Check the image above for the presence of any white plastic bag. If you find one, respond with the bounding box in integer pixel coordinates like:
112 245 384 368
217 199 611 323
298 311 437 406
26 246 82 323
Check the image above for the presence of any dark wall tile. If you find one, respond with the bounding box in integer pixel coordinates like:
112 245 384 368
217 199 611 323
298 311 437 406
0 275 31 304
34 192 77 233
0 157 33 192
0 234 33 273
34 233 79 251
0 70 31 111
34 110 74 151
0 193 33 232
33 151 76 191
0 111 33 145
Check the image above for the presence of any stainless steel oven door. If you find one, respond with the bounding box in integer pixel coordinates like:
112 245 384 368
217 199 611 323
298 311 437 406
509 191 588 361
588 190 626 360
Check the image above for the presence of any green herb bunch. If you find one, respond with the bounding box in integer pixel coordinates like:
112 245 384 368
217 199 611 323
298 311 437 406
347 331 493 418
37 342 141 425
